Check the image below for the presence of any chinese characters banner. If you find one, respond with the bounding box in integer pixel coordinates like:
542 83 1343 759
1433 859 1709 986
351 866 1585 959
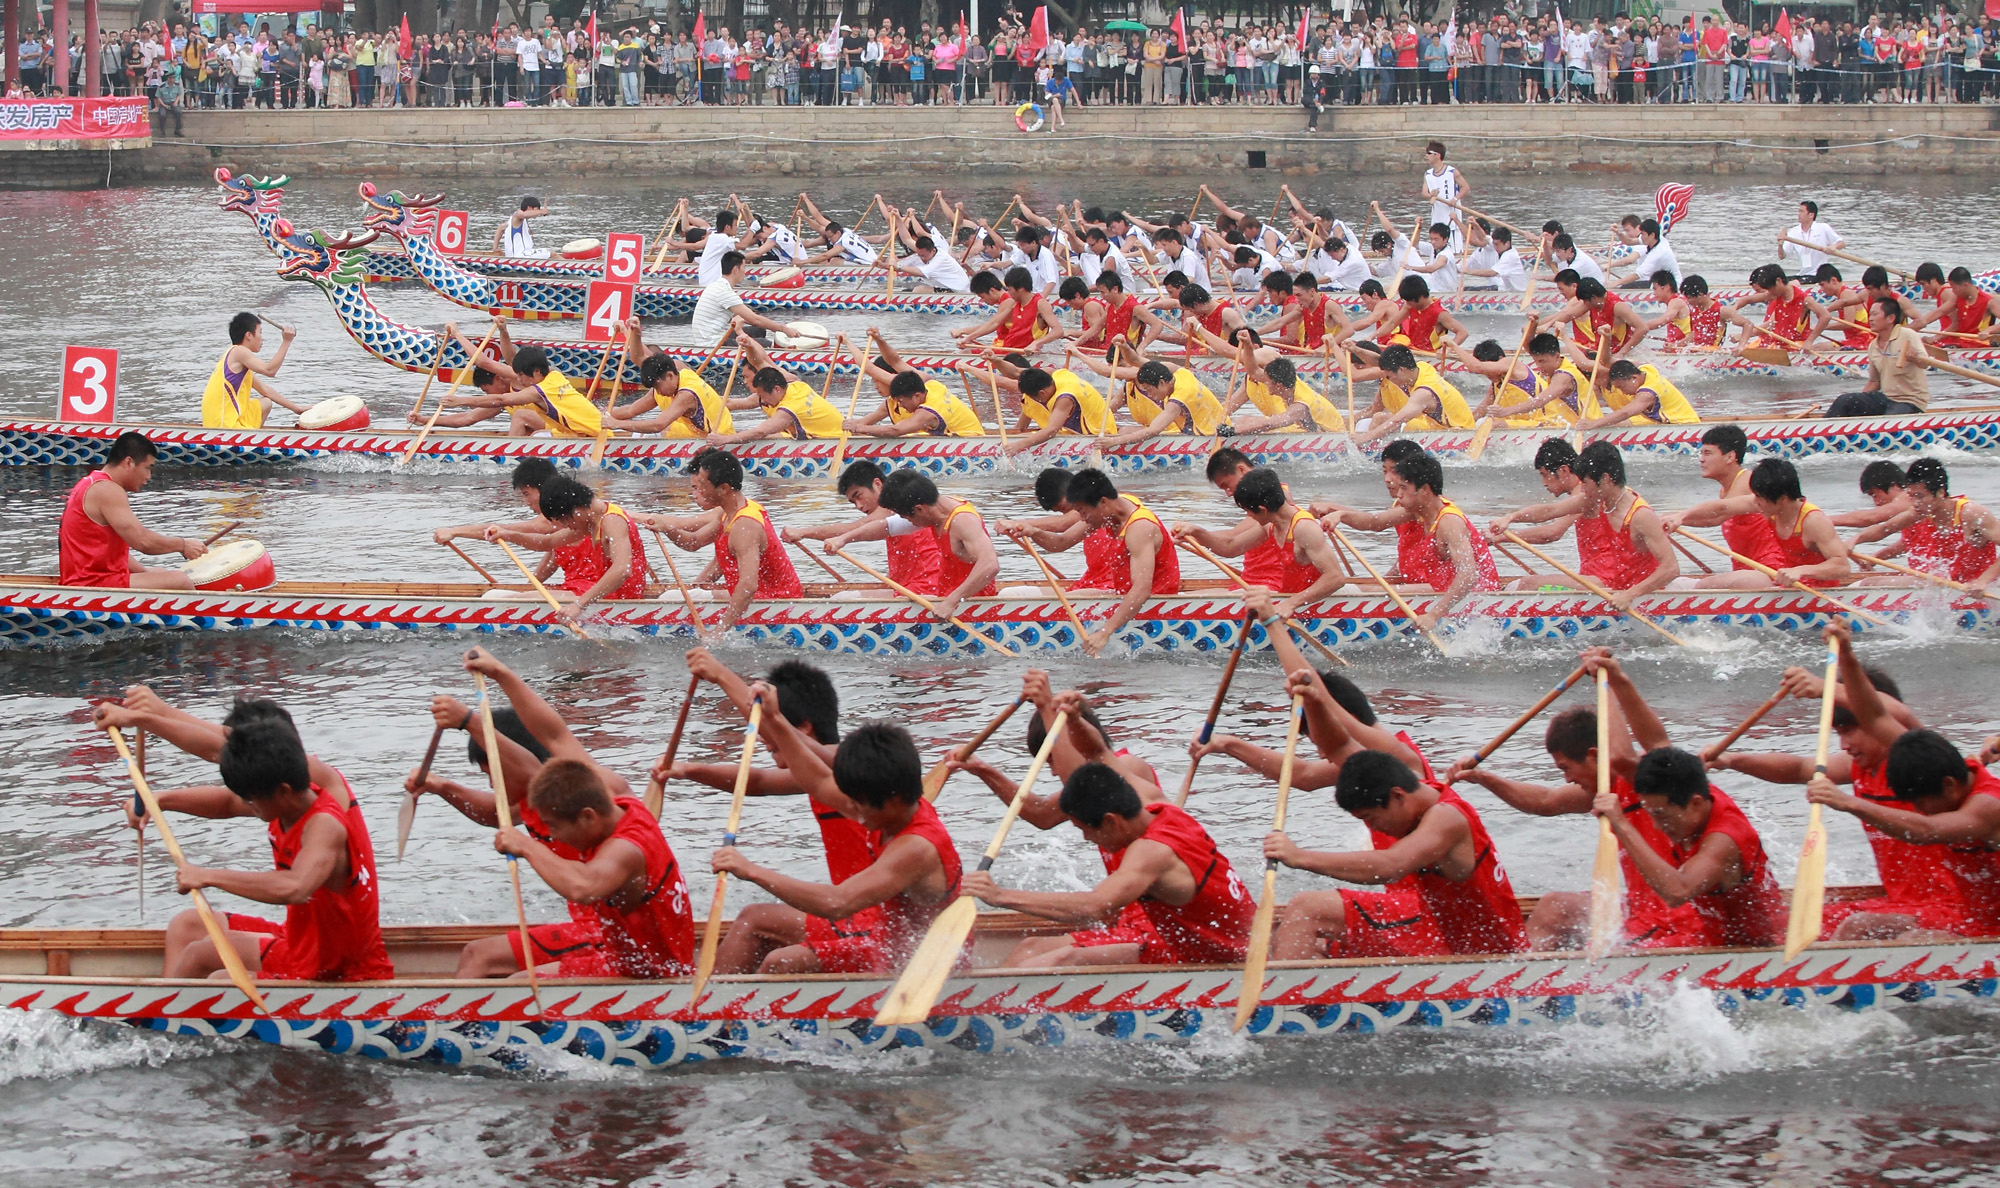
0 97 151 141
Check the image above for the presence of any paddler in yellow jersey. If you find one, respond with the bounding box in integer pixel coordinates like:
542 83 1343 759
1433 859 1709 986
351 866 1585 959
843 328 988 438
1348 344 1476 445
986 356 1114 456
1576 359 1701 429
202 312 311 429
1182 321 1345 434
439 344 604 438
705 330 845 445
604 314 734 438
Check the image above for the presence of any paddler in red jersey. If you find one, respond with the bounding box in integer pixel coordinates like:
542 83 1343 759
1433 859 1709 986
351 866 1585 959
1172 466 1349 615
1850 458 2000 595
1256 271 1348 351
1663 456 1853 589
1925 266 2000 348
964 703 1255 970
1809 265 1879 350
1833 460 1913 532
1542 442 1679 611
482 475 649 616
1327 451 1500 633
1713 626 1965 938
59 431 204 590
784 460 943 597
1669 425 1789 589
1642 273 1730 354
432 459 596 595
1600 745 1785 949
493 758 693 978
1544 277 1650 366
824 471 1001 620
1170 283 1250 356
952 266 1067 353
1175 449 1336 601
101 695 392 982
1373 274 1470 356
1724 263 1828 351
1446 650 1706 950
642 447 802 632
1266 680 1528 960
1486 439 1585 555
711 686 963 976
1312 438 1434 587
1006 468 1180 655
995 467 1124 593
1808 726 2000 941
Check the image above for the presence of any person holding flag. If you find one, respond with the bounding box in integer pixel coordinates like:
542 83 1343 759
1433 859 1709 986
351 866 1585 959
1168 8 1190 103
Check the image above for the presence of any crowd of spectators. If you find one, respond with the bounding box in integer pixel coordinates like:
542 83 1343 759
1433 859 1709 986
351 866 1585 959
6 9 1999 116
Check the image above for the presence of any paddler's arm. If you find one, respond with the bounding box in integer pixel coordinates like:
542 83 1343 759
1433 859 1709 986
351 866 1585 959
952 753 1067 830
1351 389 1434 446
496 827 645 904
1192 734 1342 790
1806 771 2000 846
1606 510 1681 607
668 762 807 797
1102 398 1177 449
1084 520 1163 654
461 647 633 798
1316 504 1407 534
1783 511 1853 585
1574 388 1656 431
179 813 345 904
1582 649 1670 751
963 841 1174 926
1489 491 1587 537
95 687 223 761
242 321 296 377
719 829 943 922
566 513 635 610
1596 791 1741 905
1421 512 1484 626
83 481 201 561
1445 760 1593 814
952 298 1016 345
932 511 1001 618
710 516 765 631
125 783 254 823
1273 519 1355 615
249 375 311 415
1659 495 1756 532
1265 799 1467 885
1002 393 1079 456
1169 518 1262 559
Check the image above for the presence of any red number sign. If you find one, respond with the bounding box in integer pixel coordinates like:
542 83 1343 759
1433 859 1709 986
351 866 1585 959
584 281 634 343
60 346 118 422
604 232 644 283
434 210 470 255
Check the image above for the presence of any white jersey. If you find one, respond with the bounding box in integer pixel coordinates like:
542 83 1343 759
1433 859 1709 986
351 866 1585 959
1785 220 1841 275
1007 245 1064 293
1318 249 1374 292
1491 247 1529 293
503 215 546 259
1628 237 1682 288
836 229 878 266
765 223 809 264
1564 250 1607 284
910 248 971 293
696 231 739 286
1422 166 1464 245
1167 244 1211 293
1460 242 1499 290
1077 245 1139 293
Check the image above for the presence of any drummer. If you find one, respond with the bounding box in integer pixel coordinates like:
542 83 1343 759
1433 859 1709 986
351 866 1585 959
605 316 734 438
439 344 604 439
701 331 846 446
59 432 204 590
202 312 310 430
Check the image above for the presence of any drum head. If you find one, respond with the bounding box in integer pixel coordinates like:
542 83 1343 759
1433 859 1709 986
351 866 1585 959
775 320 831 349
298 395 370 431
183 539 276 591
561 238 604 259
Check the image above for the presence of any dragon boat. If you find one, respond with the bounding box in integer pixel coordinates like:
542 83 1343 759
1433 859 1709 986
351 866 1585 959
7 407 2000 477
0 907 1992 1071
0 573 1985 650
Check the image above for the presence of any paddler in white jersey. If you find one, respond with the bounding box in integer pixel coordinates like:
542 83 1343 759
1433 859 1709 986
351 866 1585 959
796 192 882 266
493 196 553 258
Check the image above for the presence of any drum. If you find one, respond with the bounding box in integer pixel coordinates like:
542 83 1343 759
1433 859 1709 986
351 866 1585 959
775 321 832 349
760 266 806 290
561 238 604 260
182 540 277 592
297 395 371 432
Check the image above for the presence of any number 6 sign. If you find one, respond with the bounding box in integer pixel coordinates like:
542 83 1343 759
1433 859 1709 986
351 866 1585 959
604 232 644 283
584 281 635 343
434 210 470 255
60 346 119 423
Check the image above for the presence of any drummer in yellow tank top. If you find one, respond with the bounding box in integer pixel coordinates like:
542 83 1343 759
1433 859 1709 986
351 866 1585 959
606 341 735 438
438 344 604 438
847 336 988 437
1351 344 1475 444
201 313 310 429
1578 360 1701 429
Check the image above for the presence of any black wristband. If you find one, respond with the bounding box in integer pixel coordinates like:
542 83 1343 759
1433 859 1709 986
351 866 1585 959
460 709 473 731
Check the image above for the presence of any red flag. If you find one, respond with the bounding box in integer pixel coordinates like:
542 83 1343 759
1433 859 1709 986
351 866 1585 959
588 13 598 47
398 14 412 58
1171 8 1187 54
1774 8 1792 41
1297 9 1310 52
958 10 968 52
1989 0 2000 22
692 12 706 48
1026 6 1050 53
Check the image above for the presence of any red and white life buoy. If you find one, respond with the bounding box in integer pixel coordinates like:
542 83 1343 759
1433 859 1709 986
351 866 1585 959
1014 102 1045 133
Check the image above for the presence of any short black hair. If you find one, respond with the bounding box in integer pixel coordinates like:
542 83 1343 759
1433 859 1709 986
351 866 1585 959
467 706 551 769
1266 358 1296 388
1134 361 1174 388
1886 729 1970 803
228 311 261 344
1534 438 1579 475
1334 750 1420 813
1748 457 1803 503
1206 446 1252 481
1380 439 1425 466
1639 218 1660 238
1178 285 1212 308
1607 359 1642 383
719 250 745 275
1057 762 1144 827
1528 332 1562 358
887 370 927 400
837 458 886 495
1232 467 1287 514
1058 276 1089 302
1471 338 1505 363
1027 700 1111 756
1699 424 1749 464
536 476 595 521
510 457 557 492
1749 263 1785 290
1033 467 1071 511
1398 274 1430 303
1949 265 1974 285
1904 457 1949 495
1378 344 1417 374
1095 270 1125 292
1065 468 1117 506
1650 270 1677 290
1858 459 1907 495
1575 278 1606 302
638 353 677 389
879 469 940 517
1004 266 1034 292
1016 366 1054 398
1393 452 1443 496
1545 707 1596 762
1576 441 1626 487
1862 265 1890 289
830 722 924 809
1632 746 1711 807
1320 672 1378 726
1915 262 1945 285
971 271 1004 296
218 718 311 801
768 659 839 743
751 366 787 394
1813 263 1843 284
689 446 744 491
105 431 157 467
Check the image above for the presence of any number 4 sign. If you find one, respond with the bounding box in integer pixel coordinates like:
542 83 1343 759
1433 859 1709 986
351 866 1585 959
604 232 644 283
60 346 118 422
584 281 635 343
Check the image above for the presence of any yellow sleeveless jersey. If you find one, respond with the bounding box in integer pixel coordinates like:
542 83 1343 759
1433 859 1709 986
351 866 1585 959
201 352 263 429
775 381 845 439
1608 365 1699 425
659 368 734 438
889 380 987 437
1245 378 1346 432
1126 368 1226 435
1023 369 1112 435
1380 360 1474 430
532 368 604 438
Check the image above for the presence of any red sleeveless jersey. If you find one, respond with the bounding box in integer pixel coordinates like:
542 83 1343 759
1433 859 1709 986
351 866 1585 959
259 776 394 981
59 471 132 588
997 293 1045 350
568 797 695 977
886 523 945 595
1104 802 1255 963
1396 299 1445 351
1940 291 1997 347
1400 786 1527 954
1096 294 1142 349
1070 498 1181 595
868 799 963 954
1393 518 1429 583
1664 786 1784 947
1241 531 1288 588
1575 492 1661 590
1771 502 1836 586
1761 286 1810 343
1936 763 2000 932
1405 501 1502 593
1852 758 1967 914
1296 293 1331 349
715 499 804 598
1259 508 1324 594
1904 496 1998 584
1722 509 1786 572
932 499 998 597
1609 775 1706 945
1587 295 1631 352
559 502 650 600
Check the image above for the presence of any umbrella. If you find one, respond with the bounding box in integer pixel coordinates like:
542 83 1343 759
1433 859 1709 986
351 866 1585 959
1105 19 1150 31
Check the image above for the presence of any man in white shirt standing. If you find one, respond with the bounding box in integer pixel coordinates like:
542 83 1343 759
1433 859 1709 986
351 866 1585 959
691 250 813 345
1779 200 1843 278
1611 218 1681 290
516 32 543 105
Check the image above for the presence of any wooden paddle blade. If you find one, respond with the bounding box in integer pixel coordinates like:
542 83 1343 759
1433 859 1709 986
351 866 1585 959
395 792 417 862
1785 805 1828 962
689 874 731 1006
872 897 978 1028
1465 416 1496 462
1232 866 1280 1033
585 431 611 470
189 889 270 1013
1739 347 1794 367
921 760 952 803
1584 817 1624 961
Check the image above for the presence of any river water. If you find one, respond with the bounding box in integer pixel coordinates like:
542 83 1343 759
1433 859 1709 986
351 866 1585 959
2 173 1999 1185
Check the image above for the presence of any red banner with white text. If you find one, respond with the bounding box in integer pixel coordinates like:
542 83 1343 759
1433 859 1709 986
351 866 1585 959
0 97 151 141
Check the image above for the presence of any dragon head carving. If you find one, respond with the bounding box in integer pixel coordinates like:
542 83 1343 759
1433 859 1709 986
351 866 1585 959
215 167 290 217
273 221 381 286
357 181 446 239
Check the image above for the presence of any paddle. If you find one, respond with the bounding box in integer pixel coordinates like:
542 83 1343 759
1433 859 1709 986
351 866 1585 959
403 321 498 467
648 198 687 270
470 670 545 1016
690 696 764 1007
583 341 627 471
648 526 712 639
922 696 1027 803
397 723 445 861
1178 538 1349 668
1468 319 1535 462
1584 669 1624 961
1784 640 1841 962
493 537 592 639
827 334 873 484
1327 524 1448 653
135 728 145 921
873 711 1067 1028
1175 610 1256 808
1780 234 1911 281
1851 547 1991 599
1232 691 1308 1033
1700 686 1787 765
1501 532 1689 647
789 537 852 586
1011 533 1089 644
1456 664 1590 775
108 725 269 1014
441 539 501 586
829 546 1021 657
202 521 244 548
1668 527 1894 629
405 332 449 423
1823 315 1963 368
644 675 701 818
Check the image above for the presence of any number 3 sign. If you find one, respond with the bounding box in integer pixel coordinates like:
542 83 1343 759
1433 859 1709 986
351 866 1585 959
60 346 119 422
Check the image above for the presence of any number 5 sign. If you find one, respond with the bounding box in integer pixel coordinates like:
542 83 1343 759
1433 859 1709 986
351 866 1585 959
60 346 119 422
583 281 635 343
604 232 644 283
433 210 470 255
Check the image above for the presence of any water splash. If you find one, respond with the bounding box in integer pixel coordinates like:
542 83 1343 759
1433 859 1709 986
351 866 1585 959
0 1011 220 1085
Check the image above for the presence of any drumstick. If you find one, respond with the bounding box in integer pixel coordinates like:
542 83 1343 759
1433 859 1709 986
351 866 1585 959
202 522 243 548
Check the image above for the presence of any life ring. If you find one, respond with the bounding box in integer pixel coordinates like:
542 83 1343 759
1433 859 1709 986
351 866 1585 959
1014 102 1044 133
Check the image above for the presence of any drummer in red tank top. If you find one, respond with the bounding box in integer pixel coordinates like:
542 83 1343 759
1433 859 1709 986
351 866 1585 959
641 447 803 633
711 690 964 976
1663 456 1853 590
784 460 944 597
58 432 205 590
